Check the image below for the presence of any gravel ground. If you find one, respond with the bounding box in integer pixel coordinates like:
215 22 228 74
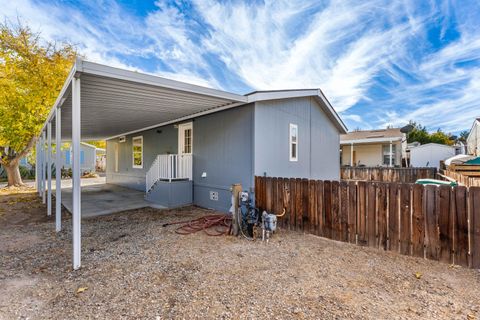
1 191 479 319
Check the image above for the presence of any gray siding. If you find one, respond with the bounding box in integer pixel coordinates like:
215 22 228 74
106 125 177 191
310 99 341 179
192 104 254 211
145 180 192 208
254 97 341 180
106 97 341 212
106 104 254 212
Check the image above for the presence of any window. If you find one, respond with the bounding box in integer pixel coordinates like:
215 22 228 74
132 136 143 168
178 122 193 155
65 150 71 165
289 123 298 161
184 128 192 154
383 144 396 166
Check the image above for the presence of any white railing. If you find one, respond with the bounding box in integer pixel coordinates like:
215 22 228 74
146 154 192 192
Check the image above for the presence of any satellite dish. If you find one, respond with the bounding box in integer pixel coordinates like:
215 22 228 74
400 124 414 134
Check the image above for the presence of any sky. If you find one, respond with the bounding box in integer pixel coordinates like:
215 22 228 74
2 0 480 134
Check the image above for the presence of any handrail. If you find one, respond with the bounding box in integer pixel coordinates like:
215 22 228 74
146 154 192 192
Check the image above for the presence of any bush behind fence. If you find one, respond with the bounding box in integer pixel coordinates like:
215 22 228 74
255 176 480 269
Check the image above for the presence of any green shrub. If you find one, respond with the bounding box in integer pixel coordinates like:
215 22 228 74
19 165 35 179
0 165 35 181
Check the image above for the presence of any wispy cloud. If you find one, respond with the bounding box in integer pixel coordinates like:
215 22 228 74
1 0 480 132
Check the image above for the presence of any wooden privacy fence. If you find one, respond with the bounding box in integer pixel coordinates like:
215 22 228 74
255 176 480 269
341 167 437 183
443 170 480 188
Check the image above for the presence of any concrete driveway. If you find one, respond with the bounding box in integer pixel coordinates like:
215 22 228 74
2 176 157 218
0 176 106 189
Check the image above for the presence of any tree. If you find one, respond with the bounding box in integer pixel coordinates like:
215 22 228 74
85 141 106 149
406 121 454 146
430 129 454 145
407 122 430 144
459 130 469 142
0 22 75 186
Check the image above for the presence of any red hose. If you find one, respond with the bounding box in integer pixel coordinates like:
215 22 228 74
163 214 232 236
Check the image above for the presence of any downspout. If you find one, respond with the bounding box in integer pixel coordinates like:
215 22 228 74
350 142 354 166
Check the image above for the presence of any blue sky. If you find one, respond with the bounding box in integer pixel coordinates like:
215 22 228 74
2 0 480 133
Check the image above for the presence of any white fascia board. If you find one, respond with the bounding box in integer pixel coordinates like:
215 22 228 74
314 92 348 134
105 101 247 141
39 60 78 134
246 89 319 102
80 142 97 149
341 137 403 145
79 59 248 103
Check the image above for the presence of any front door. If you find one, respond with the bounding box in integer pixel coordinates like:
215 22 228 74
178 122 193 155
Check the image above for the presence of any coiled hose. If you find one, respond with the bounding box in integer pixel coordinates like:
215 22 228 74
162 214 232 236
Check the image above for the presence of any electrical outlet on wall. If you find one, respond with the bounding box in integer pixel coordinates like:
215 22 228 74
209 191 218 201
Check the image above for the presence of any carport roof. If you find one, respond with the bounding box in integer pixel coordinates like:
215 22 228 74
43 58 347 140
43 59 248 140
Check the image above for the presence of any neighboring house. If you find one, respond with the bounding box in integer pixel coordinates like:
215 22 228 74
107 90 347 212
467 118 480 156
62 142 99 173
409 143 456 169
95 148 106 172
340 128 405 167
19 157 32 169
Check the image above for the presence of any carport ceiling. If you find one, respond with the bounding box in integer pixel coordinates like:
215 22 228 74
49 59 248 140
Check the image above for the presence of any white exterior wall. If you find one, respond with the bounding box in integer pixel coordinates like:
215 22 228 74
410 144 456 169
467 120 480 156
341 142 402 167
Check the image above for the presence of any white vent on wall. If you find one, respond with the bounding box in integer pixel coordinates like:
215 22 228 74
119 136 126 143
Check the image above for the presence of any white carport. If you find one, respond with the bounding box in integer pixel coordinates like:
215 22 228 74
36 58 247 270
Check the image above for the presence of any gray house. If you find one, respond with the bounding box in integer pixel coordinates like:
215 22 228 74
106 89 347 212
62 142 103 174
36 59 347 269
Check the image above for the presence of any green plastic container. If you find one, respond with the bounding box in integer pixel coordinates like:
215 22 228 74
465 157 480 165
415 179 457 187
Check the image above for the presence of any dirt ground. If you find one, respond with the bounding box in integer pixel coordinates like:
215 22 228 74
1 191 479 319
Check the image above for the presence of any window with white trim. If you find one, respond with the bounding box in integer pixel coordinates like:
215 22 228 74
289 123 298 161
132 136 143 168
184 128 192 154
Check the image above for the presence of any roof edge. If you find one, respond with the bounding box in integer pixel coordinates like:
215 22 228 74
409 142 456 149
79 59 248 103
341 137 403 144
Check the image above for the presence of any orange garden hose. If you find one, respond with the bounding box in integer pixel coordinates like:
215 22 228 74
163 208 285 237
162 214 232 236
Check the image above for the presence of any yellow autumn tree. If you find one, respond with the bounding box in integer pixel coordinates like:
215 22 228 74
0 22 76 186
